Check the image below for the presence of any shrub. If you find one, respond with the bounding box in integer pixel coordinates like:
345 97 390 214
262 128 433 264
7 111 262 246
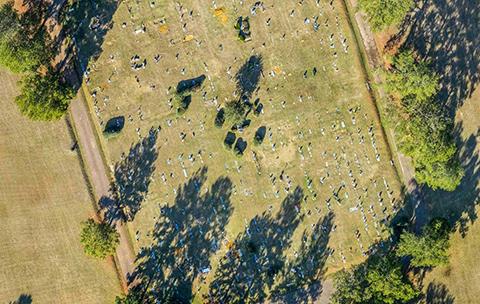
80 219 119 259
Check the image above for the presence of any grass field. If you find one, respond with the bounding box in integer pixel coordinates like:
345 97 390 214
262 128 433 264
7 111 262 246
0 69 121 303
78 0 402 301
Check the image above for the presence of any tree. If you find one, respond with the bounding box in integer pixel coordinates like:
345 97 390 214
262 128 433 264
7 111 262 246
0 2 51 73
80 219 119 259
397 218 451 267
386 49 439 103
386 50 464 191
114 293 142 304
331 254 419 304
359 0 414 31
15 69 74 121
397 111 464 191
223 100 245 126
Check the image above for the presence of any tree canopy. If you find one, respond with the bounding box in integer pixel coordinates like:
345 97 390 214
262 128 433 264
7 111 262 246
15 70 74 121
397 218 451 267
331 254 419 304
0 2 51 73
223 100 245 126
386 49 463 191
359 0 414 32
80 219 119 259
386 49 439 103
114 293 142 304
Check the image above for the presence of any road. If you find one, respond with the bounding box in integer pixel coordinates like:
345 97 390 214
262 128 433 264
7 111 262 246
70 90 136 292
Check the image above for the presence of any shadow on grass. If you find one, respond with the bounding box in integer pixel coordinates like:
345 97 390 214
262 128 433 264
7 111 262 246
206 187 304 303
404 0 479 115
205 188 334 303
426 282 455 304
101 127 159 223
235 55 263 99
128 167 234 303
8 294 32 304
270 212 335 304
55 0 120 89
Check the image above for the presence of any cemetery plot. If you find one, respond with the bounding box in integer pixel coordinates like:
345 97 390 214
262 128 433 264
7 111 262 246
80 0 402 301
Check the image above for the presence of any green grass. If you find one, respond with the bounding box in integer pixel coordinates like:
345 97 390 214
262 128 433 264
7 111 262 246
0 69 121 303
84 0 401 299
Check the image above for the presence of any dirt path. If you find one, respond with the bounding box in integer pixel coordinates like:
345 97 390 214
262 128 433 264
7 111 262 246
70 89 136 292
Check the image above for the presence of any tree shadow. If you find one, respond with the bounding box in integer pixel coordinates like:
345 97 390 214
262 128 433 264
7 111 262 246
128 167 234 303
206 187 304 303
55 0 120 89
176 75 206 94
404 0 479 115
101 127 159 223
270 212 335 304
235 55 263 99
8 294 32 304
426 282 455 304
422 123 480 237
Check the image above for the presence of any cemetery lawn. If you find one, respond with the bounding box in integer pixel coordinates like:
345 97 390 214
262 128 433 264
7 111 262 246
84 0 402 300
0 69 121 303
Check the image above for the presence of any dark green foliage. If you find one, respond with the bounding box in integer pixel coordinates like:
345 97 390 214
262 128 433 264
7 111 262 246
387 50 463 191
331 254 419 304
359 0 414 31
172 92 192 115
114 292 142 304
80 219 119 259
386 49 439 102
0 2 52 73
15 70 74 121
235 16 251 41
224 100 245 126
397 218 451 267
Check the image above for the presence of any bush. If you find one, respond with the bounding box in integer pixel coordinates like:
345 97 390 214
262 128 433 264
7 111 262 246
15 70 74 121
359 0 414 32
172 92 191 115
396 218 451 267
224 100 245 126
80 219 119 259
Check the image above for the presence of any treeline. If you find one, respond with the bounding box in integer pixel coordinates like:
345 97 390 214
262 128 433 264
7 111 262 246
0 2 73 121
385 50 463 191
331 218 451 304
